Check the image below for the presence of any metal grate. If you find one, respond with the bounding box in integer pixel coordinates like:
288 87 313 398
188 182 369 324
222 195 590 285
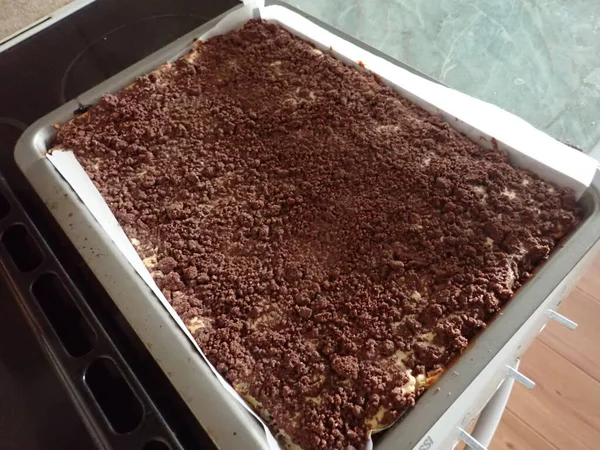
0 174 185 450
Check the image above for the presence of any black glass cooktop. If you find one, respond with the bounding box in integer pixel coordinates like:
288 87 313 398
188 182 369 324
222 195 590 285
0 1 237 449
0 0 236 195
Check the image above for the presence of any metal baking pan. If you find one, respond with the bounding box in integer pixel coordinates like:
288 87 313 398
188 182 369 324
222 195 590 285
15 1 600 449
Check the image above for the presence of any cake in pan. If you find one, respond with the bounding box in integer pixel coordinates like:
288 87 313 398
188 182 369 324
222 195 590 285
52 20 581 450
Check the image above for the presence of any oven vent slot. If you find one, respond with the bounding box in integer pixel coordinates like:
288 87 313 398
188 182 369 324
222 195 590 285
142 440 171 450
32 273 96 357
2 223 43 272
0 193 10 219
85 357 144 434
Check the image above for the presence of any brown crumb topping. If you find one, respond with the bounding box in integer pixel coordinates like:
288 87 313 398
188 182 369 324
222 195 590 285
54 20 581 450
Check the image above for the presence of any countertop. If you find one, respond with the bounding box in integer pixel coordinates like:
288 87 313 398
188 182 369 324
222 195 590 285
0 0 71 40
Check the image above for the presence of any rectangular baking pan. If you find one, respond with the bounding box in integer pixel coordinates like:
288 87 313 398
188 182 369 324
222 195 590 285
15 2 600 449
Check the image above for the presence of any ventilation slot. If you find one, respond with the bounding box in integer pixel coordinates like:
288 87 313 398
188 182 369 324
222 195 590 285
142 440 170 450
32 273 95 357
2 224 43 272
85 358 144 434
0 193 10 219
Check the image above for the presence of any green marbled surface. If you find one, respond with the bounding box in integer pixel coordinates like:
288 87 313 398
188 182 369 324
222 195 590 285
282 0 600 153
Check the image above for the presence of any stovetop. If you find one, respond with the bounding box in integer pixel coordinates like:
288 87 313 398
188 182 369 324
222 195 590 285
0 1 238 449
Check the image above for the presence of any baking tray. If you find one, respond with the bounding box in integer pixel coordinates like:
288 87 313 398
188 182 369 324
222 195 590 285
14 1 600 449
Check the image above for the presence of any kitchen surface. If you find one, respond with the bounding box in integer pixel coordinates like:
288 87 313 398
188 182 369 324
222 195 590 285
1 1 599 450
0 0 71 38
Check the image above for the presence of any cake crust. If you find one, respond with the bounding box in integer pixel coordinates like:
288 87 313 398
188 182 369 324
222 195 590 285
54 20 581 450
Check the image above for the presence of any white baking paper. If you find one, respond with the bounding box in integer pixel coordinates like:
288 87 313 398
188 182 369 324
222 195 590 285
47 3 597 450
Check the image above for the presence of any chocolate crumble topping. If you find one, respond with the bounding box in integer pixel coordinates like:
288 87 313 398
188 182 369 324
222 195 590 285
53 20 581 450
